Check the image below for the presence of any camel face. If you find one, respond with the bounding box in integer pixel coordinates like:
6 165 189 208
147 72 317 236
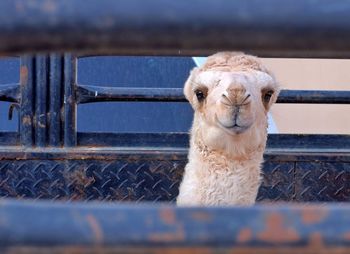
188 70 276 136
184 53 280 160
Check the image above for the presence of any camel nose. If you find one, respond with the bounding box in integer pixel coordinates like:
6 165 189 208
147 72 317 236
222 83 250 105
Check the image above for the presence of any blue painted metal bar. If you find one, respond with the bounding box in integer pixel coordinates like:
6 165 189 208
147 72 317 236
0 132 19 146
278 90 350 104
1 0 350 57
76 86 187 103
0 144 348 163
76 132 350 151
34 55 49 147
77 85 350 104
0 200 349 253
48 54 63 147
63 54 77 147
19 56 34 147
0 83 20 103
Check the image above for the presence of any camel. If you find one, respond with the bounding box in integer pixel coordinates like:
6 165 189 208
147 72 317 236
176 52 280 206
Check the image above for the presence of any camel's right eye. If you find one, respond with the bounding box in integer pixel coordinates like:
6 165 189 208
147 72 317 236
195 90 206 101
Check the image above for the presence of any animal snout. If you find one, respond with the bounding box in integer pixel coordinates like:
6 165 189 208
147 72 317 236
221 83 251 106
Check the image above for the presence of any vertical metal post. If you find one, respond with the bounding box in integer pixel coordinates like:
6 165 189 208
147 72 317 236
19 54 76 147
34 55 49 147
48 54 63 147
63 54 77 147
19 56 35 147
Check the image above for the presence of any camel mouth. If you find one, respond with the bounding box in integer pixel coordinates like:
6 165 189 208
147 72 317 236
217 121 251 135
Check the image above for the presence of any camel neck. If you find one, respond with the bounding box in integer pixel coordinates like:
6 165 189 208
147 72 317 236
191 129 265 163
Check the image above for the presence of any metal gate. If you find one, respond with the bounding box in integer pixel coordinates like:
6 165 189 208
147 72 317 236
0 0 349 253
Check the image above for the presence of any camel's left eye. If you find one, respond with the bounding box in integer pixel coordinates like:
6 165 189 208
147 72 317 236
263 90 274 103
195 90 206 101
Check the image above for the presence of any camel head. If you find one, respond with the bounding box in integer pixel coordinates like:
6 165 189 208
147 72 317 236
184 52 280 154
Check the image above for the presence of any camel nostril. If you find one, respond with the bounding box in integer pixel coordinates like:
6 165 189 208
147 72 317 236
241 94 251 105
221 92 233 106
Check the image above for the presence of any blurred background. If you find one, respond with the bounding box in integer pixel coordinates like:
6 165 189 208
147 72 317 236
263 58 350 134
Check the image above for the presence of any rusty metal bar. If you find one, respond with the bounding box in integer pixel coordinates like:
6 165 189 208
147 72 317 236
63 54 77 147
0 200 349 253
34 55 49 147
0 84 20 103
19 56 35 147
76 132 350 151
76 85 350 104
1 0 350 57
48 54 63 147
76 86 187 103
277 90 350 104
0 141 348 162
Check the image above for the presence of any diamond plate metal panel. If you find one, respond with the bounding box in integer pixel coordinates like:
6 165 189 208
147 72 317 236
0 158 349 202
257 161 295 202
295 162 350 202
0 160 185 202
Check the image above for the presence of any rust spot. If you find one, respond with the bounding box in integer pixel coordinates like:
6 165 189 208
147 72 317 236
257 213 300 244
42 0 57 12
301 208 328 224
15 2 25 12
37 121 46 128
20 66 28 85
343 232 350 241
308 232 324 249
145 217 154 227
149 225 185 243
65 170 95 200
237 228 252 244
160 207 176 225
22 116 32 125
67 170 94 186
86 214 103 245
191 211 212 221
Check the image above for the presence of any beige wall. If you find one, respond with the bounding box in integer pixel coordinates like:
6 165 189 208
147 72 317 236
261 59 350 134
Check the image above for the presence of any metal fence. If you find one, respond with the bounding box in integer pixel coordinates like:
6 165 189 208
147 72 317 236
0 0 349 253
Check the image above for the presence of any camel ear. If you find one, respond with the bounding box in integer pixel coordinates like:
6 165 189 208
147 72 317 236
184 67 200 109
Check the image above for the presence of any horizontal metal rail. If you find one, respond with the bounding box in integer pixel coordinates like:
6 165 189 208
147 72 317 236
2 0 350 57
1 131 350 155
77 85 350 104
0 139 349 162
0 84 20 103
76 86 187 103
76 132 350 151
0 200 349 253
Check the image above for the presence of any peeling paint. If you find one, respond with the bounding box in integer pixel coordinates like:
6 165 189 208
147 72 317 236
257 213 300 244
191 211 212 222
343 232 350 241
301 208 328 225
308 232 324 249
149 225 185 243
160 207 176 225
20 66 28 85
237 228 252 244
22 115 32 125
42 0 57 13
86 214 104 245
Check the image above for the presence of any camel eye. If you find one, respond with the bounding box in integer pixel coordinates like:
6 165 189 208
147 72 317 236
195 90 206 101
263 90 274 104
